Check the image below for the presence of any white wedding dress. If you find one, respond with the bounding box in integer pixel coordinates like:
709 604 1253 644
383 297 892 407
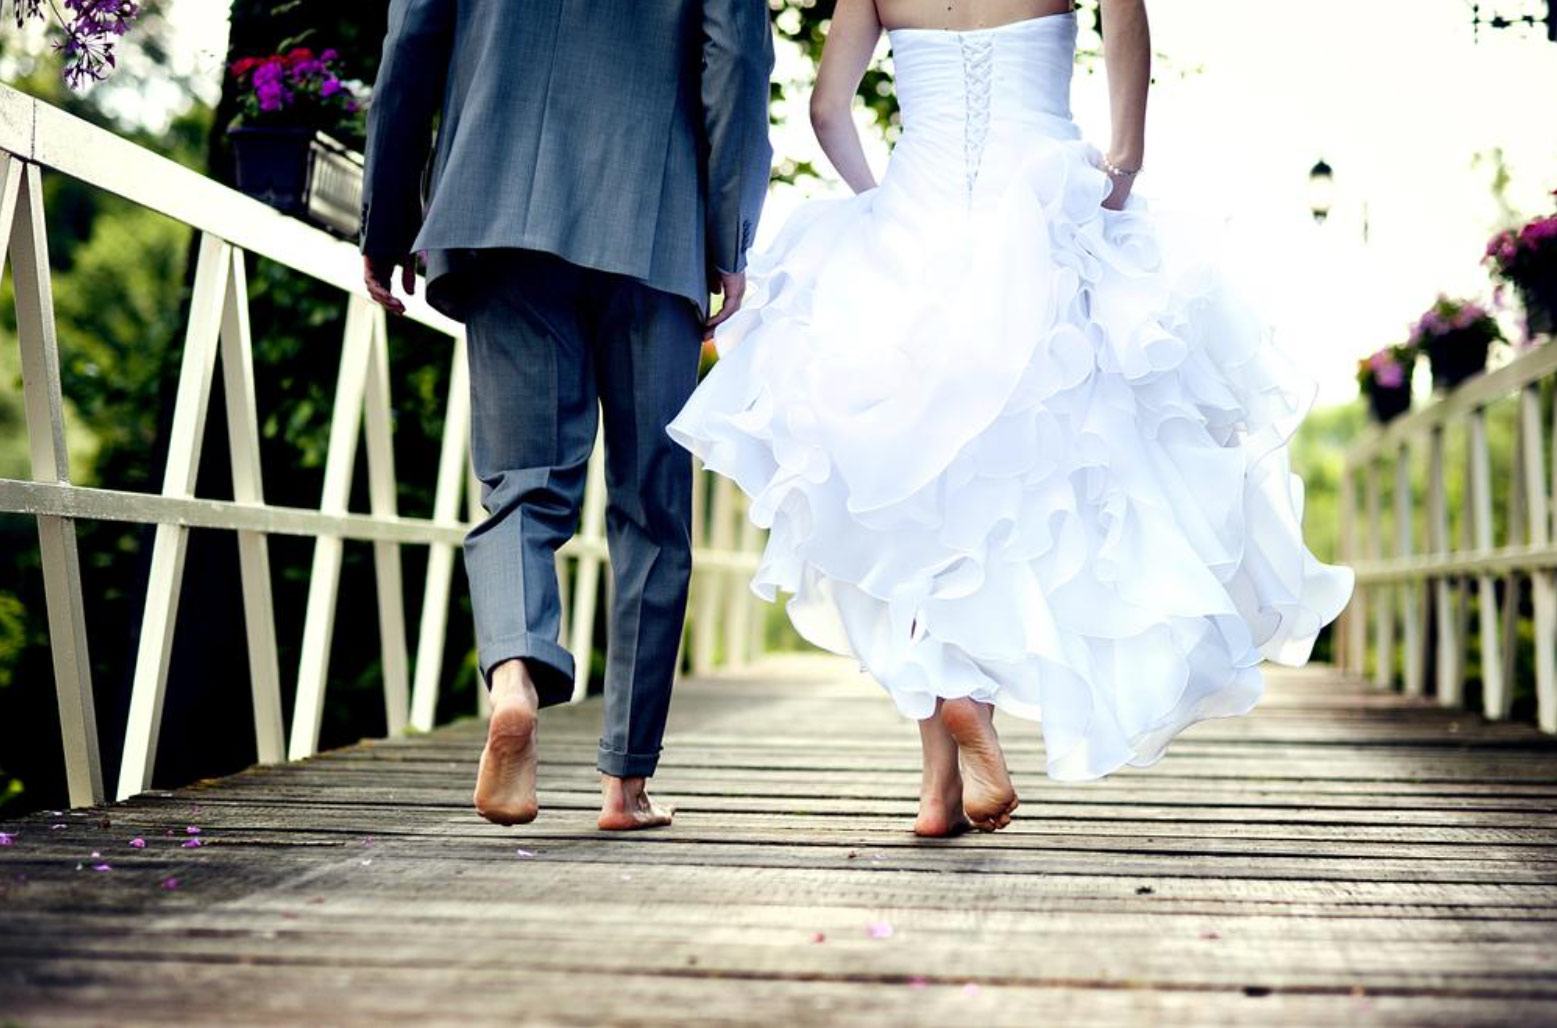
667 12 1354 780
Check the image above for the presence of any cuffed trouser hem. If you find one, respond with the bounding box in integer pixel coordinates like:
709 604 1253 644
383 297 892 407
480 633 576 708
597 742 661 778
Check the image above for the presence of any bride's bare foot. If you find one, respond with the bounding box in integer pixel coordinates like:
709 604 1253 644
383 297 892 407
915 710 972 837
942 697 1018 832
472 660 540 826
598 775 676 831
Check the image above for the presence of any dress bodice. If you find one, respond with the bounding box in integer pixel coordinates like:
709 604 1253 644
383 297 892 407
887 13 1081 201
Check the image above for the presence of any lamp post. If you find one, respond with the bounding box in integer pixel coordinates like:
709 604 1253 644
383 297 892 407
1309 158 1335 224
1469 1 1557 42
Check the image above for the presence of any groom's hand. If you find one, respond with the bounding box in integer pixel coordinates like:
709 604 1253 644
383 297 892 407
705 269 747 336
364 254 417 316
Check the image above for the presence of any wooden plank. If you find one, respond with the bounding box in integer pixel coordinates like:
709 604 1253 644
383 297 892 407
5 657 1557 1027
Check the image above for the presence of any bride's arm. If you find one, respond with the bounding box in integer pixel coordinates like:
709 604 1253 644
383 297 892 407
1100 0 1150 209
810 0 882 194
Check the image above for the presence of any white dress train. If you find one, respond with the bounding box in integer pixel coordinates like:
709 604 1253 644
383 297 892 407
667 12 1355 781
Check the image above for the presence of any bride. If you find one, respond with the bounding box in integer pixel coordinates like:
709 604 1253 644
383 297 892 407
669 0 1354 836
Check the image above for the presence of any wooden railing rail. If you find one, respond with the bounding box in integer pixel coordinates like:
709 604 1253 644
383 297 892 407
0 85 766 808
1339 334 1557 733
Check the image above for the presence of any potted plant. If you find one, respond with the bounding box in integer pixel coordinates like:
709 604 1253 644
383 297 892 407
1356 344 1415 423
1408 295 1501 390
1486 202 1557 340
227 48 367 238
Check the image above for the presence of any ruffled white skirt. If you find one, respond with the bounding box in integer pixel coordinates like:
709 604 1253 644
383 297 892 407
667 135 1354 781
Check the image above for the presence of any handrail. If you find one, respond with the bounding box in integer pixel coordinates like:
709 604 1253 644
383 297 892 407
0 84 767 808
1338 333 1557 733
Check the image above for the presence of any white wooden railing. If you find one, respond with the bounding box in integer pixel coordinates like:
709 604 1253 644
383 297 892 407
0 85 767 808
1338 335 1557 733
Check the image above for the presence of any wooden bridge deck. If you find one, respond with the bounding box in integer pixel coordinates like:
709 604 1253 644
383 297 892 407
3 654 1557 1026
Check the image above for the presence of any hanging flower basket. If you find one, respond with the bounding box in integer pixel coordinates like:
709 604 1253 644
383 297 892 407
229 128 363 239
1486 205 1557 341
1408 295 1501 391
1519 278 1557 339
1357 344 1415 424
226 48 366 239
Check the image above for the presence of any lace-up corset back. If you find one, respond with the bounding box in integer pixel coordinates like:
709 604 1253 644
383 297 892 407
888 14 1080 202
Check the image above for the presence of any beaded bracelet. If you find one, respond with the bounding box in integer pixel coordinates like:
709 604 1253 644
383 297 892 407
1101 155 1142 178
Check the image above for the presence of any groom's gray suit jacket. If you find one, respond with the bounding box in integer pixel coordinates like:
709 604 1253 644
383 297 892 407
361 0 774 318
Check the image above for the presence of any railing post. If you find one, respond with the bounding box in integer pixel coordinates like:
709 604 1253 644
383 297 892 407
1366 457 1393 688
1533 383 1557 733
118 233 229 800
1339 461 1366 677
361 307 411 736
567 426 608 703
1395 442 1425 697
1427 424 1461 706
4 156 103 806
289 297 376 760
1468 407 1507 719
220 246 285 766
692 475 737 674
410 334 471 732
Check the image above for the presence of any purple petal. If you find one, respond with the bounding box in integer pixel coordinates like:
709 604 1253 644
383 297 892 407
182 839 202 848
160 876 179 890
185 826 201 834
129 837 146 848
0 832 13 846
92 862 111 872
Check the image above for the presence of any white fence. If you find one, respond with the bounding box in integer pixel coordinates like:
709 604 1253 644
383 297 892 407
0 85 766 808
1338 336 1557 733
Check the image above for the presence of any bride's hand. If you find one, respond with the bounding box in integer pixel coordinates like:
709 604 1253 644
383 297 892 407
1099 153 1141 212
1102 172 1133 212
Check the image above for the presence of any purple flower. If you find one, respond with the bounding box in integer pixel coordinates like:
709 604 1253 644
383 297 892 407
0 832 13 846
1375 361 1405 389
320 77 343 98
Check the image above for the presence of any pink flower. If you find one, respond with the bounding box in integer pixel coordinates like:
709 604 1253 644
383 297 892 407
866 921 895 939
185 826 201 834
1375 361 1405 389
129 837 146 847
182 839 202 849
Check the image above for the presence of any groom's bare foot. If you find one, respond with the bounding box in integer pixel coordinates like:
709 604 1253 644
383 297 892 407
598 775 675 831
942 698 1018 832
472 661 540 826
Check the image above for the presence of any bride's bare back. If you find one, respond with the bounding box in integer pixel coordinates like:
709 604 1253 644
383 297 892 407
873 0 1076 32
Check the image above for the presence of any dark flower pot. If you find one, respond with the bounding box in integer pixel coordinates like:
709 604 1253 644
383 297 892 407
1521 280 1557 339
229 126 364 239
1423 331 1491 390
1367 383 1412 423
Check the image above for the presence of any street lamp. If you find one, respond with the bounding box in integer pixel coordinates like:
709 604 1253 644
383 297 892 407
1308 158 1335 224
1469 1 1557 42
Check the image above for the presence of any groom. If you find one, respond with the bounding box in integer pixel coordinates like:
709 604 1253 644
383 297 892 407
360 1 773 829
